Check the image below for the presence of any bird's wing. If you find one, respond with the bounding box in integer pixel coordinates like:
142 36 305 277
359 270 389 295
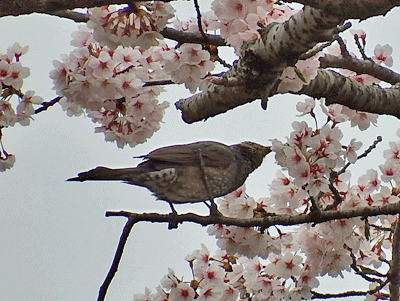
139 141 234 168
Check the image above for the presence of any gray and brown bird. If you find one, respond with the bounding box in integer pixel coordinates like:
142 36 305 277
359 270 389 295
67 141 271 208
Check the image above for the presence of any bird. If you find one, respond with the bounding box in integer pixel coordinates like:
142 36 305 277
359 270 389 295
67 141 271 209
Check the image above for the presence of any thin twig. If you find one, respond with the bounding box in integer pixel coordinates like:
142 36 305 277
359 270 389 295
34 96 62 114
193 0 209 43
324 183 343 210
312 279 390 299
98 217 136 301
353 34 369 60
338 136 382 176
336 35 350 57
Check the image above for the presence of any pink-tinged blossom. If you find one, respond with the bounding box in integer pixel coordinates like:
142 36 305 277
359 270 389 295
113 46 142 70
277 56 320 93
332 170 351 192
308 177 330 197
179 44 211 64
0 99 16 127
174 11 220 33
289 285 313 301
160 268 179 290
70 25 96 47
0 153 16 171
58 97 84 117
134 287 155 301
358 169 380 194
340 138 362 163
51 26 169 148
16 90 43 126
0 60 10 80
320 103 347 124
319 249 352 278
220 285 239 301
383 140 400 164
349 73 380 85
371 186 399 206
341 106 378 131
7 42 28 61
372 44 393 67
2 62 30 89
297 268 319 288
169 283 195 301
190 244 210 271
49 59 68 91
273 253 303 279
296 98 315 116
114 73 143 97
196 261 225 287
212 0 248 21
161 44 214 93
87 4 175 50
88 51 116 79
229 196 256 218
197 284 223 301
289 121 313 149
379 161 400 183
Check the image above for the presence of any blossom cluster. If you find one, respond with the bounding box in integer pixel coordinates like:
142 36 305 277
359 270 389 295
0 43 43 171
87 3 175 50
212 0 294 52
50 26 170 148
0 43 43 127
157 43 215 92
134 244 315 301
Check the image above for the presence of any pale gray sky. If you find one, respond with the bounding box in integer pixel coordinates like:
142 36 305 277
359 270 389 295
1 2 400 300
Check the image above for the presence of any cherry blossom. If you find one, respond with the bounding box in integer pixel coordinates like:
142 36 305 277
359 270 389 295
0 152 15 171
296 98 315 116
340 138 362 163
372 44 393 67
50 26 169 148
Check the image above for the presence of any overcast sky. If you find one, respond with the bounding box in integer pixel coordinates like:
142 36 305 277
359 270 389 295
2 2 400 301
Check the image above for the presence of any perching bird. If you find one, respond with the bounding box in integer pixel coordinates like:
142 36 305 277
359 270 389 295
67 141 271 206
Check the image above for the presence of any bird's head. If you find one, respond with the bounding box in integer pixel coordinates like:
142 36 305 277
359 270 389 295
233 141 271 171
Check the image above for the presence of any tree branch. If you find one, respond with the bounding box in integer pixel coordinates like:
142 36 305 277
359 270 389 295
389 216 400 301
0 0 136 17
284 0 400 20
320 54 400 85
98 217 136 301
106 201 400 229
299 69 400 118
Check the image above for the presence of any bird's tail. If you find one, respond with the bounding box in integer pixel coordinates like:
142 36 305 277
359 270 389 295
67 166 138 182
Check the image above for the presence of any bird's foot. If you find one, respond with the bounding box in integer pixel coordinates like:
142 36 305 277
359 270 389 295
167 202 179 229
204 200 222 218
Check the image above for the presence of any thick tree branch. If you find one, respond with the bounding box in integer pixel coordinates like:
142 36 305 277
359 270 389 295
175 3 400 123
299 69 400 118
320 54 400 85
175 67 400 124
284 0 400 20
0 0 137 17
